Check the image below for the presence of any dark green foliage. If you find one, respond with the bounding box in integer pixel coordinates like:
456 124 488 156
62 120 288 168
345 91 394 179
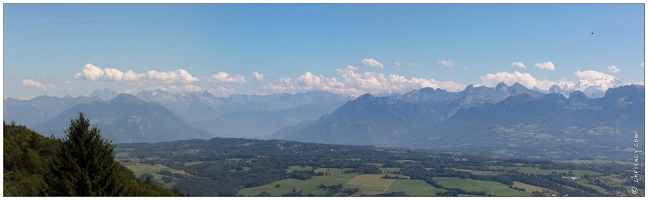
256 191 271 197
289 170 315 180
46 112 133 196
3 121 59 196
3 113 183 197
141 173 155 180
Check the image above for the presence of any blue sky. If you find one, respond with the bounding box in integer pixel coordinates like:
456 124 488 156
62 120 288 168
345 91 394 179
3 4 645 99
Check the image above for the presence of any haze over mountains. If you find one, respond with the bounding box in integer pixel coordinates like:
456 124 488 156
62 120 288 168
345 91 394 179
32 93 213 143
3 81 644 160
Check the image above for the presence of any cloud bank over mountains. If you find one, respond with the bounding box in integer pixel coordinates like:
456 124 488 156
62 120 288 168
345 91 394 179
17 58 643 98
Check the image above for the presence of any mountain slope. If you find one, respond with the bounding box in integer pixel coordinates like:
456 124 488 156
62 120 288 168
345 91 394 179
271 93 443 145
4 95 103 127
397 85 644 160
33 94 213 143
90 88 119 101
272 82 558 146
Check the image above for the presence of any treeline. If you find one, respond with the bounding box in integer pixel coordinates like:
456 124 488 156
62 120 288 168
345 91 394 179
3 114 183 196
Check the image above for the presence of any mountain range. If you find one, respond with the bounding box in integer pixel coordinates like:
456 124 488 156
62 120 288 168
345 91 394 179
32 94 213 143
272 82 554 143
273 84 644 160
4 81 644 160
3 95 103 127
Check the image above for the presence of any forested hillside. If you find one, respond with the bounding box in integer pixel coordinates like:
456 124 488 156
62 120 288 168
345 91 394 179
3 113 184 196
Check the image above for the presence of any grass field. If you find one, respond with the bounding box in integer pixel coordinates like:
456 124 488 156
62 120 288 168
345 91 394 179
378 167 401 174
434 177 530 197
384 179 447 196
115 152 130 159
184 161 203 166
238 169 358 196
347 174 392 187
287 165 313 173
346 174 395 195
449 168 499 175
513 181 553 193
487 166 602 177
365 163 384 167
126 163 187 188
575 180 607 193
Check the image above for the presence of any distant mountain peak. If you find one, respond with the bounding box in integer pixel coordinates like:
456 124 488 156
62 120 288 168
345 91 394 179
110 93 146 104
495 82 509 90
357 93 376 101
90 88 118 101
568 90 588 101
461 84 475 94
510 82 526 88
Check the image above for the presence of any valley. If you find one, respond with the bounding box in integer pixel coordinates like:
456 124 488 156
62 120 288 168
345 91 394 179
113 137 644 197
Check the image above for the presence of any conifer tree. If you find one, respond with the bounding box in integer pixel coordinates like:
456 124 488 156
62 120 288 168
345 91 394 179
46 112 133 196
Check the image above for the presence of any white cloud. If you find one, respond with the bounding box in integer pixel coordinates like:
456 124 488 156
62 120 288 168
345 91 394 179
437 60 455 69
252 72 264 82
266 67 466 97
346 65 359 71
641 62 644 68
463 67 470 71
47 84 58 90
607 65 621 73
208 72 247 83
74 63 199 84
511 62 527 69
361 58 385 70
409 63 416 66
534 61 555 71
208 87 236 97
22 79 56 91
573 70 615 80
479 71 563 90
394 61 402 66
63 80 71 84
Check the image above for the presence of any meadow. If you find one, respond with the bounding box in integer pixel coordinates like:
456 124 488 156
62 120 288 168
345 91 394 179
434 177 531 197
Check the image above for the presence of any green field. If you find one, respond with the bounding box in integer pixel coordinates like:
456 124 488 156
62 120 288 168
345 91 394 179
487 166 602 177
365 163 384 167
239 171 451 197
346 174 394 195
385 179 447 196
575 180 607 193
513 181 554 193
449 168 499 175
238 170 358 196
115 152 130 159
287 165 313 173
236 143 250 147
126 163 187 188
435 177 530 197
184 161 203 166
378 167 401 174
